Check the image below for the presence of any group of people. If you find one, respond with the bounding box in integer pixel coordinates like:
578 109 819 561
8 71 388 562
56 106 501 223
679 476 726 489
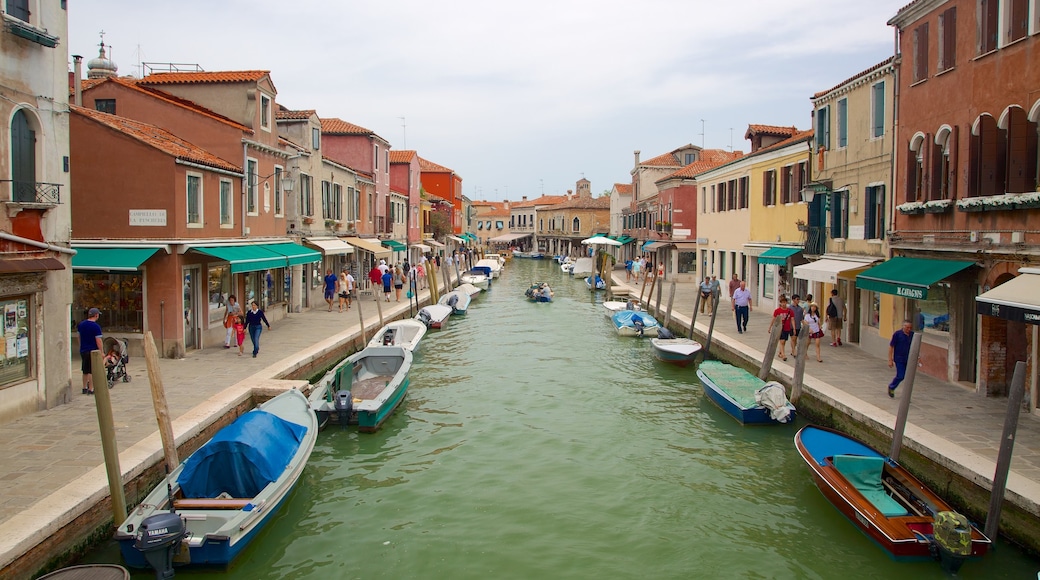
366 259 420 303
624 256 654 282
765 289 847 364
222 294 271 358
323 269 357 312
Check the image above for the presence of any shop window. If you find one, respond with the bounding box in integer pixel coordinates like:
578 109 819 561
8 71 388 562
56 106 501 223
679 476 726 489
867 291 880 328
207 264 231 324
678 251 696 274
72 273 143 333
911 283 951 346
0 296 32 387
762 265 775 300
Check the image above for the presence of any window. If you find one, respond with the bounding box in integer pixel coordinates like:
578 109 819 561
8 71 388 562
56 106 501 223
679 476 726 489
1004 106 1039 193
871 82 886 138
260 94 271 130
727 179 737 209
907 137 925 201
867 291 881 328
347 186 358 222
0 295 31 385
219 179 232 226
938 7 957 72
717 181 727 211
685 153 695 164
864 185 886 240
321 181 332 219
300 174 312 216
934 128 958 200
10 109 35 202
186 173 202 225
762 170 777 206
762 265 774 300
246 159 257 214
496 220 504 230
830 191 848 239
815 106 830 151
780 166 793 204
571 217 581 232
95 99 116 114
6 0 29 22
739 176 750 209
368 192 373 222
74 274 144 333
978 0 999 54
312 127 320 150
207 265 230 324
710 184 716 212
334 184 343 220
837 98 848 148
797 162 808 197
969 115 1003 197
1005 0 1029 44
913 23 929 82
373 144 379 171
273 167 283 215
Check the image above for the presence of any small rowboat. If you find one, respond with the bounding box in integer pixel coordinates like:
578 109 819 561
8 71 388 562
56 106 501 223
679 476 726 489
649 337 702 366
611 310 660 337
308 345 413 432
367 318 427 351
696 360 795 424
525 282 553 302
416 304 452 329
795 425 990 571
439 289 471 314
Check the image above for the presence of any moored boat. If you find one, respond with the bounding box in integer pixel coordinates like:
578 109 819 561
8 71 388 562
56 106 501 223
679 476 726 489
439 289 471 314
308 345 413 433
649 331 702 366
696 360 795 425
115 388 316 574
456 283 483 297
416 304 452 329
460 267 491 289
602 300 641 317
584 275 606 290
525 282 553 302
611 310 660 337
795 425 990 571
474 258 502 278
570 257 594 277
366 318 427 351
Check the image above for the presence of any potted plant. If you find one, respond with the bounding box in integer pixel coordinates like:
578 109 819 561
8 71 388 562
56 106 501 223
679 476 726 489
325 218 336 229
795 219 808 231
922 199 953 214
1014 191 1040 209
897 201 925 215
302 216 315 225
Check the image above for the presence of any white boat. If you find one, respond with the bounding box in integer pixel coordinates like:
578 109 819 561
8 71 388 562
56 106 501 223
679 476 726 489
561 262 573 274
115 388 316 574
475 258 502 278
571 257 594 277
485 253 506 266
367 318 427 351
584 275 607 290
460 267 490 289
602 300 642 317
308 345 413 432
438 289 471 314
456 283 483 297
650 336 703 366
416 304 452 329
612 310 661 337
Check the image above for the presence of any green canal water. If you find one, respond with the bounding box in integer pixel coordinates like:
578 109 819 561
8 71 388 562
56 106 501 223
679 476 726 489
86 258 1037 579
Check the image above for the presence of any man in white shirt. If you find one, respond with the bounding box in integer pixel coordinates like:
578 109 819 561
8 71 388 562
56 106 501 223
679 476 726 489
345 272 355 307
732 280 752 334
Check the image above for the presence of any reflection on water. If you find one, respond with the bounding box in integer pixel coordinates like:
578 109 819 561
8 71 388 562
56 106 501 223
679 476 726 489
85 258 1037 579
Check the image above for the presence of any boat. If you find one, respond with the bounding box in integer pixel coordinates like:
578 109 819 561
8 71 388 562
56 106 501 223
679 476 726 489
584 275 606 290
649 330 702 366
561 261 573 274
308 345 413 433
416 304 452 329
795 425 990 571
460 266 491 289
439 289 471 314
115 388 317 574
528 251 545 259
570 257 594 277
611 310 661 337
695 360 795 425
484 253 506 267
456 283 483 297
475 258 502 278
602 300 641 317
366 318 427 352
525 282 553 302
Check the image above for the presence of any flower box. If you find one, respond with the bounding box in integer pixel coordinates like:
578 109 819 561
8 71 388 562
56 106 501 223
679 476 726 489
302 216 315 224
1015 200 1040 210
896 202 925 215
922 200 953 214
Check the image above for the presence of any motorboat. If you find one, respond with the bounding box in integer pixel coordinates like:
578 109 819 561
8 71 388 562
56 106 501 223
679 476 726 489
525 282 553 302
602 300 641 317
366 318 427 352
696 361 795 425
485 253 506 266
460 267 491 289
308 345 413 433
475 258 502 278
584 275 606 290
456 283 483 297
570 257 594 277
611 310 660 337
438 289 471 314
649 330 703 367
416 304 452 329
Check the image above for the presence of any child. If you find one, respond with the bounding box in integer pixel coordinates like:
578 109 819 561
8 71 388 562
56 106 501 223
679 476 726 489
234 314 246 356
103 343 120 369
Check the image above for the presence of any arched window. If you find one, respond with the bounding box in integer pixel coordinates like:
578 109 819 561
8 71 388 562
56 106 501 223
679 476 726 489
571 217 580 232
10 109 37 202
933 126 957 200
906 132 926 202
969 114 1003 197
1000 106 1038 194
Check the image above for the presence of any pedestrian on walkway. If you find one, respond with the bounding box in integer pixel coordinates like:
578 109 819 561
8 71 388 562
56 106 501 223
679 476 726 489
393 266 404 301
245 300 270 358
804 303 824 362
223 295 242 348
728 273 741 299
416 262 426 289
631 258 642 281
625 259 632 281
337 271 349 312
369 264 382 291
888 320 914 397
827 289 846 346
768 296 794 361
234 314 246 356
77 307 104 394
789 294 805 353
323 270 338 311
345 270 355 307
732 280 751 333
699 277 713 313
710 276 721 305
381 268 393 301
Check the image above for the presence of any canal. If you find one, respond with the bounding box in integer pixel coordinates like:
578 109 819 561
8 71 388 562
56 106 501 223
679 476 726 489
86 257 1037 578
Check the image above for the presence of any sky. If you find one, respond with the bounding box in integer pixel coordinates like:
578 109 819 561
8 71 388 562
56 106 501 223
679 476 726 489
68 0 907 202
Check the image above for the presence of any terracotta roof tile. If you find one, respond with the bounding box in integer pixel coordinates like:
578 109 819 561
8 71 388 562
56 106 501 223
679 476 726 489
812 57 895 100
512 194 567 208
140 70 270 85
321 117 374 135
81 77 252 132
613 183 633 194
744 124 798 140
641 151 682 167
275 109 316 120
661 150 745 180
482 208 511 217
71 105 240 173
551 195 611 210
418 156 455 173
79 78 107 92
695 129 812 177
389 150 418 163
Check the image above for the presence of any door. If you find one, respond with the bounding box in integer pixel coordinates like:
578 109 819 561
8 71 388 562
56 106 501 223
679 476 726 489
11 110 35 202
183 268 200 349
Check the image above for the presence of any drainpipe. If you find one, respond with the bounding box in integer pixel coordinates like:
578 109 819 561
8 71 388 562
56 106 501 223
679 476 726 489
72 55 83 106
242 143 249 237
0 231 77 254
889 27 900 246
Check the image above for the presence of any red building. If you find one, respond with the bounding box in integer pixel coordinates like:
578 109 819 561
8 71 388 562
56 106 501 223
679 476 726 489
418 156 463 233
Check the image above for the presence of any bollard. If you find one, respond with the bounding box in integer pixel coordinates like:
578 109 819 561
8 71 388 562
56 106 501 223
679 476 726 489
984 360 1027 541
91 350 127 522
790 325 811 404
356 295 368 345
889 332 923 462
758 315 783 380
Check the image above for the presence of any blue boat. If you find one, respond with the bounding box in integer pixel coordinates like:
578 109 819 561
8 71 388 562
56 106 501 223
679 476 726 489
696 360 796 425
115 388 316 571
611 310 660 337
584 275 606 290
308 345 413 432
525 282 553 302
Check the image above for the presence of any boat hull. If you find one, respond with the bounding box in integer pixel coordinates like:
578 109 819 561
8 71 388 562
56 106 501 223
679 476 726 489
696 366 795 425
357 375 410 433
649 338 702 366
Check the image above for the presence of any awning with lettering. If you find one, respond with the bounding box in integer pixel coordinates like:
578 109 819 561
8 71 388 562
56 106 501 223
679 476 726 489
303 237 355 256
976 268 1040 325
793 257 878 285
72 248 160 272
856 257 974 300
757 246 802 266
342 237 391 259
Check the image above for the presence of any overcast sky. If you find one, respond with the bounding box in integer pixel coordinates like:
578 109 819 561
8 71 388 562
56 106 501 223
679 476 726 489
68 0 905 202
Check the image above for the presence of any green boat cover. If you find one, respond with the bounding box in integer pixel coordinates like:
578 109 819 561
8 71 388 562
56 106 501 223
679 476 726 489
832 454 908 517
698 361 763 409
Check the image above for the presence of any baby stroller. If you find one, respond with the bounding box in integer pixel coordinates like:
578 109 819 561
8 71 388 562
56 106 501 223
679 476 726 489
103 337 131 388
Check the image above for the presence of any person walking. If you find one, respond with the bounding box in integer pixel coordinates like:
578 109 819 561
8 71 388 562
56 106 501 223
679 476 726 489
827 289 847 346
789 294 805 354
223 295 242 349
631 257 642 281
323 270 338 311
732 280 752 333
804 303 824 362
699 277 713 314
245 300 270 358
381 268 393 302
345 270 355 308
337 271 349 312
393 266 404 302
888 320 915 398
728 273 741 300
234 314 246 356
416 262 426 290
710 276 721 308
767 296 794 361
77 307 104 394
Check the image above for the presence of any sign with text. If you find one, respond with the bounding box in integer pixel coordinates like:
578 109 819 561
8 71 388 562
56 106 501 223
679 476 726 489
129 210 167 227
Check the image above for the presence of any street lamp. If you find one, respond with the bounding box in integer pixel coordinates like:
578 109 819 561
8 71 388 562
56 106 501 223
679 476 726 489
800 186 816 203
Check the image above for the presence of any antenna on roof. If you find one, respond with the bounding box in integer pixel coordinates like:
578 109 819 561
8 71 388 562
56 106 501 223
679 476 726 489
398 116 406 149
699 119 705 149
729 128 734 151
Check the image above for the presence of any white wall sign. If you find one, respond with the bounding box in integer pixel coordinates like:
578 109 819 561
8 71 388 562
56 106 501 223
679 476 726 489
847 225 865 240
129 209 167 226
673 228 692 237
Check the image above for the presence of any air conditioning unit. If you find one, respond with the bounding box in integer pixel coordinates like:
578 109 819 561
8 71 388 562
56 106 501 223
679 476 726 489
1012 231 1025 243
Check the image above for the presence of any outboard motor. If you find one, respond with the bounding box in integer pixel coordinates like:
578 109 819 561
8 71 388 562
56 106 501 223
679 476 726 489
381 328 395 345
418 309 431 327
657 327 675 339
134 511 186 580
447 294 458 309
933 511 973 573
633 317 645 337
335 390 353 426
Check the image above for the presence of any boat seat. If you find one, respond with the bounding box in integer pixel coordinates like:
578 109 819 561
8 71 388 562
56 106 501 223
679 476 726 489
173 498 252 510
832 455 908 517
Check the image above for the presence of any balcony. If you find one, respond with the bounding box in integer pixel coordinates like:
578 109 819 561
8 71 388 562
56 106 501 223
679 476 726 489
1 181 61 216
805 226 827 256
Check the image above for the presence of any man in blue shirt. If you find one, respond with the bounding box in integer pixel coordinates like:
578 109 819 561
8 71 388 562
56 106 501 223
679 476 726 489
77 307 104 394
888 320 915 398
323 269 338 311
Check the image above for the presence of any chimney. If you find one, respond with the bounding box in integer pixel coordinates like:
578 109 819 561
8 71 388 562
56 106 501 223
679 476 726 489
72 55 83 106
522 196 527 202
634 150 641 166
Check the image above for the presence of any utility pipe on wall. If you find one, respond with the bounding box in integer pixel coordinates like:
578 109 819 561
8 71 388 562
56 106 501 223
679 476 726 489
0 231 77 254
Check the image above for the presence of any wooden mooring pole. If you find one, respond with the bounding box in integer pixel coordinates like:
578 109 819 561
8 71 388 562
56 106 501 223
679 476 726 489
704 290 721 356
790 325 811 404
664 280 676 329
889 332 923 462
758 315 783 380
143 331 178 474
689 292 702 340
984 360 1027 541
91 350 127 522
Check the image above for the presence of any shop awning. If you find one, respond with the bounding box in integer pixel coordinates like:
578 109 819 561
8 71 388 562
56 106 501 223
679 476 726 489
192 245 288 274
72 248 160 272
976 269 1040 324
342 237 391 259
382 239 407 252
259 242 321 266
0 257 67 272
616 235 635 244
304 237 354 256
793 258 878 285
643 241 670 252
758 246 803 266
426 239 445 248
488 233 530 244
462 233 478 242
447 235 466 243
856 257 974 300
411 243 431 253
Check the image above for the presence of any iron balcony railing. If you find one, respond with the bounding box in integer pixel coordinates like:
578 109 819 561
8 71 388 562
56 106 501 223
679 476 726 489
805 226 827 256
1 180 61 204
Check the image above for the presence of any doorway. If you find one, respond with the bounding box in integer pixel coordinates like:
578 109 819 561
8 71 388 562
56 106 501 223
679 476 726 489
183 267 200 350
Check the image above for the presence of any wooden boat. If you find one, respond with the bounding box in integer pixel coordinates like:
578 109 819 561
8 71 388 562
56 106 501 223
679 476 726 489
115 388 316 572
525 282 553 302
416 304 452 329
650 337 703 366
460 267 490 289
366 318 427 352
308 345 413 432
439 289 471 314
795 425 990 570
695 360 795 424
584 275 606 290
611 310 660 337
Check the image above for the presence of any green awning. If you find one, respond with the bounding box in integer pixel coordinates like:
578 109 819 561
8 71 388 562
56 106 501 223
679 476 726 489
758 246 802 266
463 233 478 242
641 240 656 251
382 239 407 252
617 235 634 244
258 242 321 266
192 245 288 274
72 248 161 272
856 257 974 300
